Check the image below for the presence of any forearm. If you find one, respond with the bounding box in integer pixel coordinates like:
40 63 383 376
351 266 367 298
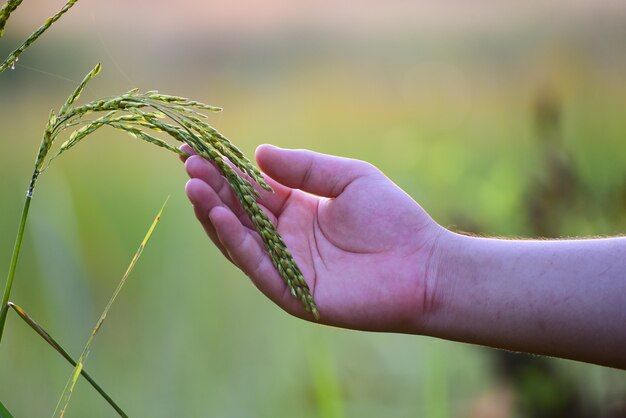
423 231 626 369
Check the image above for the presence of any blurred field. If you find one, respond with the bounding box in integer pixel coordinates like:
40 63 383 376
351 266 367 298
0 2 625 417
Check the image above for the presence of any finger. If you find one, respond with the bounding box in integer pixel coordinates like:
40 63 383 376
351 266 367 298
209 206 288 304
186 152 294 216
186 177 277 267
185 179 232 263
186 155 246 218
256 144 376 198
179 144 196 162
182 145 292 215
185 155 284 222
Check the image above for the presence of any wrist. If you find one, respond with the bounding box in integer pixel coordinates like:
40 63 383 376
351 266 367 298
418 229 474 337
402 225 459 335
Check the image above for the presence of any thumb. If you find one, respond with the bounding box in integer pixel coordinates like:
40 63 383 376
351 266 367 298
255 144 376 198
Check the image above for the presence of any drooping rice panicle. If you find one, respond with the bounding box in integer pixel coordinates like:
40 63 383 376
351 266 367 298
40 64 319 319
126 97 271 191
0 0 80 73
105 122 186 155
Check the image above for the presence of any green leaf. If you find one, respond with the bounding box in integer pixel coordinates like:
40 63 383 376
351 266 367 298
53 198 168 418
8 303 128 417
0 399 15 418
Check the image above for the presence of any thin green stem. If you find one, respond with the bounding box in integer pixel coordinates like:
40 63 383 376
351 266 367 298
0 0 24 38
0 0 80 73
7 303 128 418
0 193 32 344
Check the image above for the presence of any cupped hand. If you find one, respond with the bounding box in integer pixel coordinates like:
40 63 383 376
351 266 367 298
182 144 443 332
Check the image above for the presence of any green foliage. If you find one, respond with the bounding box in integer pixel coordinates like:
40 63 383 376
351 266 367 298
54 201 166 418
0 399 14 418
8 302 127 416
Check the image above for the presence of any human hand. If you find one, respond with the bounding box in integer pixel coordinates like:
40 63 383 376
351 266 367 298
182 144 444 332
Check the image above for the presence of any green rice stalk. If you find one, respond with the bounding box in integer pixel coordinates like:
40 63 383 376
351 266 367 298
1 89 61 346
0 0 23 38
0 181 32 343
0 65 103 343
1 64 319 336
54 199 167 418
7 303 128 417
0 0 80 73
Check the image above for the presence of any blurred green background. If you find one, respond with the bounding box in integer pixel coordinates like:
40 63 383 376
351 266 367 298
1 1 625 417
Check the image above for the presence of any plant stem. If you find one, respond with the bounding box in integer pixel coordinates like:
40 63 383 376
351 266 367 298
0 0 80 73
8 303 128 417
0 192 32 344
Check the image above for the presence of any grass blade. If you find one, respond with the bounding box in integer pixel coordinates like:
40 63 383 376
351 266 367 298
7 302 128 417
53 197 168 418
0 399 15 418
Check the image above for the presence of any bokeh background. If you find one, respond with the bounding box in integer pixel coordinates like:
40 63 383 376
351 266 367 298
1 1 625 417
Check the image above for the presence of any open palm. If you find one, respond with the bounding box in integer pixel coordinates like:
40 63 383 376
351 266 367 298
183 144 443 332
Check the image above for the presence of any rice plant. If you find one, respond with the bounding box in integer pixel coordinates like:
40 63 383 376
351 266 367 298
0 1 318 416
0 0 80 73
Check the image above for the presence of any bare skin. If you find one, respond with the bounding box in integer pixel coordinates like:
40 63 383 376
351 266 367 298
182 144 626 369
